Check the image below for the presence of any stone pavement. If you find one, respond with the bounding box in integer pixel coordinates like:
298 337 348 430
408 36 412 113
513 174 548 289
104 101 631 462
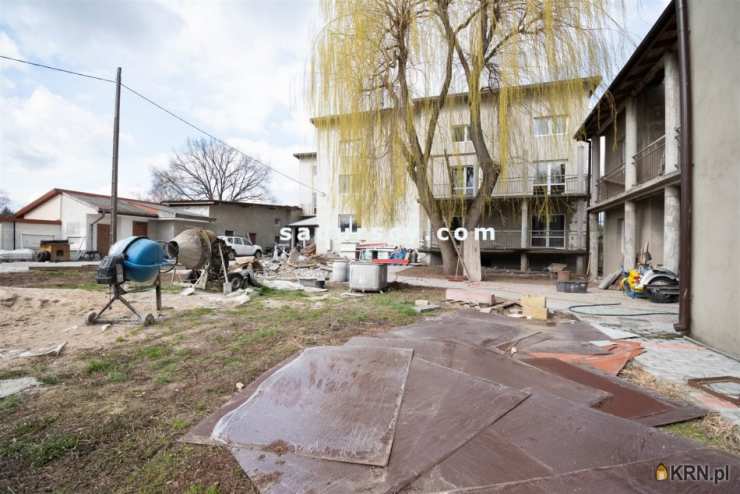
391 267 740 425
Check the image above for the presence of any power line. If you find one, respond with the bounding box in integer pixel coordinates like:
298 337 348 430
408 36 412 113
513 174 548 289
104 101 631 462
0 54 115 83
0 54 324 196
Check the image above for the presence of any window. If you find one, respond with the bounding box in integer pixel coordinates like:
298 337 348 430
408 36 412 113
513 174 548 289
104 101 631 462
533 116 567 136
452 124 471 143
531 214 566 248
232 237 243 245
533 161 566 195
338 214 360 233
452 165 476 195
274 218 280 225
338 174 351 194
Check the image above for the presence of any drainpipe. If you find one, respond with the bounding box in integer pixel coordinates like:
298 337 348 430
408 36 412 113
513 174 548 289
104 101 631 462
675 0 693 334
12 220 16 250
585 138 592 272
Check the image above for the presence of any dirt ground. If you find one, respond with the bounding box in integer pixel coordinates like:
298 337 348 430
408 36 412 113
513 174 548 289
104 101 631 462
1 267 735 493
0 268 446 493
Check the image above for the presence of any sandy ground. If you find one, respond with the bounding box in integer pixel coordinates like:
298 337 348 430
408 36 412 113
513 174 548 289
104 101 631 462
0 286 250 369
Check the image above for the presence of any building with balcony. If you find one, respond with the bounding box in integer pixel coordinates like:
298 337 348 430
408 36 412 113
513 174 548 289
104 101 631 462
579 2 682 278
578 0 740 358
296 77 595 272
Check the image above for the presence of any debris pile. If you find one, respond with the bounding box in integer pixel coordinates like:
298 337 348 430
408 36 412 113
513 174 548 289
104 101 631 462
184 310 736 492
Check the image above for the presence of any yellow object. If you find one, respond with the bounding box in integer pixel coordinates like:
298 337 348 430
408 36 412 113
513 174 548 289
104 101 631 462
655 463 668 481
622 269 644 293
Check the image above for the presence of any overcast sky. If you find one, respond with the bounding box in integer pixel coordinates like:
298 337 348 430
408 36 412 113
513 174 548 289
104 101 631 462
0 0 669 209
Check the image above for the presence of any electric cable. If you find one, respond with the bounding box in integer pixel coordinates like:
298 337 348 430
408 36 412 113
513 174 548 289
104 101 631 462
568 302 679 317
0 54 325 195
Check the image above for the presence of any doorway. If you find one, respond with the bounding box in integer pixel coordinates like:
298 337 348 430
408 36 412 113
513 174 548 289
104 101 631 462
97 224 111 255
133 221 148 237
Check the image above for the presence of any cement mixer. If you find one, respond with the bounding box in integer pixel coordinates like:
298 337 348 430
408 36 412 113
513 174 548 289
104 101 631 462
87 236 169 326
166 228 231 290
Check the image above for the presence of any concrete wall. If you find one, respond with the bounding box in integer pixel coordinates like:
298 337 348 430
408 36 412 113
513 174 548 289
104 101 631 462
206 204 302 248
689 0 740 356
296 155 318 216
635 193 665 266
23 195 61 220
313 82 592 256
602 205 624 274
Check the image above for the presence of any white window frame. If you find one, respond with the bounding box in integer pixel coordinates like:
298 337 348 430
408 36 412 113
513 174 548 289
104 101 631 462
338 214 360 233
451 164 477 195
452 124 472 143
531 213 566 248
533 115 568 137
533 161 567 194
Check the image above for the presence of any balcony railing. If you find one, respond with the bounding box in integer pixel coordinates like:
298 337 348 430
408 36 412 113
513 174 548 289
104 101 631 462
432 175 587 199
597 164 625 202
634 135 665 185
422 228 586 251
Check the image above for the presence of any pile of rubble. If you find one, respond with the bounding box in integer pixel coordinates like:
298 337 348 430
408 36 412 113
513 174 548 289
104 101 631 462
183 310 737 493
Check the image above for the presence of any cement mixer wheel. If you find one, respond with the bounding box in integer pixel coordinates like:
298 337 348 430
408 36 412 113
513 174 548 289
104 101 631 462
143 313 156 326
227 248 236 261
85 311 98 325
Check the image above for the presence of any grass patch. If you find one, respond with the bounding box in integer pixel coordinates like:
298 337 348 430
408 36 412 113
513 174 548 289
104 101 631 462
0 394 22 415
664 414 740 456
1 433 79 467
0 284 445 492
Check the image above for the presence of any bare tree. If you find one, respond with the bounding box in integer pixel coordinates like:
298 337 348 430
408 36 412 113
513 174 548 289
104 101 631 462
150 138 271 202
311 0 616 274
0 190 12 215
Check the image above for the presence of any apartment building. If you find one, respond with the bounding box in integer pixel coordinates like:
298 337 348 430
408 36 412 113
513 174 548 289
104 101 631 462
578 0 740 357
297 78 595 272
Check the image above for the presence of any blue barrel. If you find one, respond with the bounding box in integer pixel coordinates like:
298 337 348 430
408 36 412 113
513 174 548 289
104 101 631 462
109 236 165 283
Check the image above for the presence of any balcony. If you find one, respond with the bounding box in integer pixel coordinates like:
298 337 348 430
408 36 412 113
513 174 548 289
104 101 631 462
597 164 625 202
634 135 665 185
422 228 586 251
432 175 587 199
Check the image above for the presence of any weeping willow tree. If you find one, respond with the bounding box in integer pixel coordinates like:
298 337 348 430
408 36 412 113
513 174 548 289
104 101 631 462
311 0 616 275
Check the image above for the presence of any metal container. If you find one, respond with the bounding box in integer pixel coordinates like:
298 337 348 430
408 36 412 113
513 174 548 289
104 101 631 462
349 262 388 292
330 260 349 282
556 280 588 293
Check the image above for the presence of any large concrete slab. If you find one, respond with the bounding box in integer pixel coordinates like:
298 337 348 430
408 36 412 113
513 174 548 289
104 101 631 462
229 358 529 493
212 346 413 467
345 336 610 406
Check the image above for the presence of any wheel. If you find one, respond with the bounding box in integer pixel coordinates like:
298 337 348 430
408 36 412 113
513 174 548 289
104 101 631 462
240 274 252 289
254 250 262 258
228 249 236 261
143 313 156 326
228 273 243 292
85 311 98 325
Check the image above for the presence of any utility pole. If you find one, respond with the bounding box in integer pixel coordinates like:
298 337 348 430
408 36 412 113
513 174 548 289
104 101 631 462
110 67 122 249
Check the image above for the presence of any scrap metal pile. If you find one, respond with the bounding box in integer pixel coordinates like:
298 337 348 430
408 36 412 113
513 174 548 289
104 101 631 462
184 311 740 493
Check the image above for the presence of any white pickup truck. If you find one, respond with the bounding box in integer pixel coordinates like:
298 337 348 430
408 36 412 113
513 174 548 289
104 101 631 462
218 235 262 259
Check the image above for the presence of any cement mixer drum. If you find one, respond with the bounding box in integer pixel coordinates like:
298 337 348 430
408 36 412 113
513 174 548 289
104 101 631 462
167 229 218 270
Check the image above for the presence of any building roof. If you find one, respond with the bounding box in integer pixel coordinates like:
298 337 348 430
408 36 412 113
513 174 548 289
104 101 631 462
15 189 212 222
293 152 317 160
576 1 677 138
288 216 318 227
162 199 301 210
